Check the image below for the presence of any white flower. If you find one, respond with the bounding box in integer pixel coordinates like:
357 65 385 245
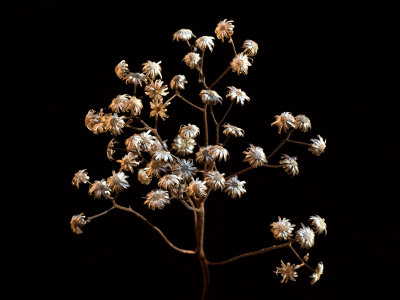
226 86 250 106
242 40 258 57
144 189 170 210
183 52 201 69
115 60 129 80
186 178 208 198
145 79 169 101
270 216 295 241
195 36 215 52
310 262 324 285
70 213 87 234
138 168 152 185
107 170 130 193
126 130 156 153
243 144 267 167
123 72 147 86
172 135 196 156
222 123 245 137
72 169 90 189
116 152 140 173
170 75 188 90
173 29 195 42
279 154 299 176
295 114 311 132
200 89 223 105
274 260 301 284
105 114 126 136
309 215 327 235
215 19 234 42
158 174 182 190
271 112 296 134
88 179 112 200
230 53 252 75
145 159 168 179
295 224 315 249
125 96 143 116
224 176 246 199
142 60 162 79
205 171 226 191
309 135 326 156
179 124 200 139
171 158 197 181
109 94 130 113
209 145 229 162
195 146 214 165
152 149 174 163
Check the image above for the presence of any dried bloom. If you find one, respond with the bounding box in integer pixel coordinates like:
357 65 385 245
230 53 252 75
142 60 162 79
243 144 267 167
88 179 112 200
150 99 169 120
186 178 208 198
106 138 117 161
226 86 250 106
145 159 168 179
215 19 234 42
224 176 246 199
195 36 215 52
123 72 147 86
279 154 299 176
209 145 229 162
183 52 201 69
271 112 296 134
138 168 152 185
105 114 126 136
200 89 223 105
125 96 143 116
145 79 169 101
309 215 327 235
171 158 197 181
179 123 200 139
158 174 182 190
270 216 295 241
170 75 188 90
107 170 130 194
295 114 311 132
310 262 324 285
109 94 130 113
117 152 140 173
85 109 109 135
205 171 226 191
295 224 315 249
172 135 196 156
153 149 174 163
222 123 245 137
149 139 169 156
70 213 87 234
195 146 214 165
72 169 90 189
242 40 259 57
144 189 170 210
115 60 129 80
274 260 301 284
309 135 326 156
173 29 195 42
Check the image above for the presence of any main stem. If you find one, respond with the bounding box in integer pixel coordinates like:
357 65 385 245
195 202 210 300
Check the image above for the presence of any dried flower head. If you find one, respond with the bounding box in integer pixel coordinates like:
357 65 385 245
72 169 90 189
271 112 296 134
106 138 117 161
209 145 229 162
144 189 170 210
224 176 246 199
230 53 252 75
310 262 324 285
200 89 223 105
142 60 162 79
215 19 234 42
115 60 129 80
309 135 326 156
107 170 130 194
153 149 174 163
186 178 208 198
242 40 259 57
179 123 200 139
85 109 109 135
145 159 168 179
145 79 169 101
105 114 126 136
243 144 267 167
158 174 182 190
195 36 215 52
183 52 201 69
295 224 315 249
173 29 195 42
88 179 112 200
195 146 214 165
226 86 250 106
205 171 226 191
171 158 197 181
70 213 87 234
309 215 327 235
138 168 152 185
222 123 245 137
150 99 169 120
117 152 140 173
170 75 188 90
270 216 295 240
274 260 301 284
172 135 196 156
109 94 130 113
125 96 143 116
279 154 299 176
295 114 311 132
123 72 147 86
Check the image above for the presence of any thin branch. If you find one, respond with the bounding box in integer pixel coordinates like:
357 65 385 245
228 34 237 56
206 242 292 266
180 199 202 212
219 101 234 125
203 103 209 146
209 65 231 89
87 206 115 222
222 135 231 147
266 128 295 160
226 164 283 180
125 124 148 131
209 105 220 145
164 93 177 105
176 94 204 111
289 243 315 272
287 139 312 147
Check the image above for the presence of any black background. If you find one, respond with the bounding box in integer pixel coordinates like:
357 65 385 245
2 0 396 299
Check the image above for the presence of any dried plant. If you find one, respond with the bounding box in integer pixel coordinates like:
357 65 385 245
71 19 327 299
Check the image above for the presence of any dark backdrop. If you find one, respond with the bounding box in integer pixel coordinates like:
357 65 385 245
2 0 396 299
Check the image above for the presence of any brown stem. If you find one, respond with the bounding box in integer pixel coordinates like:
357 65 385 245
176 94 204 111
133 84 137 97
203 104 209 146
289 243 315 272
222 135 231 147
287 139 312 147
266 128 295 160
228 34 237 56
209 66 231 89
219 101 234 125
226 164 282 180
198 49 209 89
87 206 115 222
209 105 220 145
195 203 210 300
